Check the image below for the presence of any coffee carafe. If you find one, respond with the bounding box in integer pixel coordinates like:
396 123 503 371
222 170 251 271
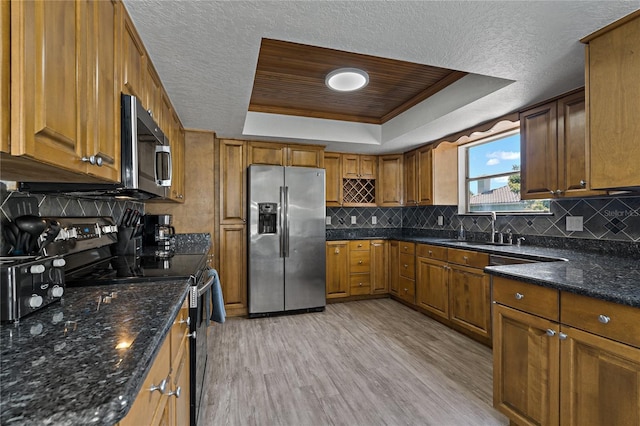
143 214 175 248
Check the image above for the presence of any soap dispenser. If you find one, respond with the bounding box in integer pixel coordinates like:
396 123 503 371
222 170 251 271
457 224 466 241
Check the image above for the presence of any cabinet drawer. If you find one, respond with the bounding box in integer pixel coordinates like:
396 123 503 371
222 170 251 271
399 253 415 279
448 248 488 268
349 240 370 251
493 277 559 321
397 276 415 303
350 274 371 295
349 251 370 273
417 244 447 261
399 242 415 254
561 292 640 348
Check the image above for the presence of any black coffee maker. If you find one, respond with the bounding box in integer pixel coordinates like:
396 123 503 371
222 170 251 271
143 214 175 248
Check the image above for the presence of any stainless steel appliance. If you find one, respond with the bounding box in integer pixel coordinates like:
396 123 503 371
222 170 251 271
27 216 210 426
247 165 326 316
19 94 172 199
143 214 176 249
0 255 66 322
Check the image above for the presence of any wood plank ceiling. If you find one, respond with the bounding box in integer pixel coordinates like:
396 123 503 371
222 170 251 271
249 39 468 125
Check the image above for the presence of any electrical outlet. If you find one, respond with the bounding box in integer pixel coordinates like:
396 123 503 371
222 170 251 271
372 216 377 225
351 216 357 225
325 216 332 225
437 215 444 226
566 216 583 232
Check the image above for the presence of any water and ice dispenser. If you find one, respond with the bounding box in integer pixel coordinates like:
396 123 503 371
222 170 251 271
258 203 278 234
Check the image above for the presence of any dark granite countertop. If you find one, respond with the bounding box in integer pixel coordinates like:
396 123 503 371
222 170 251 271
327 230 640 309
0 235 210 426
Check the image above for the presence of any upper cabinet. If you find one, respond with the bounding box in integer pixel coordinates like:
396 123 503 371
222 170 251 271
121 7 145 100
247 141 324 167
342 154 376 179
520 89 604 199
10 0 119 181
324 152 343 207
1 0 9 153
582 11 640 190
377 154 403 206
404 142 457 206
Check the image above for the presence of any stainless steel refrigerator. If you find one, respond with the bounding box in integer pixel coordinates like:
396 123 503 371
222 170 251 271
248 165 326 316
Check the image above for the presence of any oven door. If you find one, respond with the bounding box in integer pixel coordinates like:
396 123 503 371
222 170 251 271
190 272 214 426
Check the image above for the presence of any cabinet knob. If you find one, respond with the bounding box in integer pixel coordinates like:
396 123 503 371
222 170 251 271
515 292 524 300
546 329 556 337
179 317 191 326
598 314 610 324
335 248 340 254
428 250 433 255
357 243 362 248
403 288 408 293
558 332 568 341
81 155 103 166
359 282 363 286
149 378 168 394
556 189 563 195
463 255 469 263
580 180 587 187
167 386 182 398
550 190 556 195
403 264 408 269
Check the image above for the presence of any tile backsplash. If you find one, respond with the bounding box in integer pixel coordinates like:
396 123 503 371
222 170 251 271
327 195 640 243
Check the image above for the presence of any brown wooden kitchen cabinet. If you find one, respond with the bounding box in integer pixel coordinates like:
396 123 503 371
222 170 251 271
377 154 404 206
416 244 449 320
520 89 604 199
219 224 247 316
219 139 246 224
342 154 376 179
248 141 324 167
120 297 190 426
324 152 343 206
396 242 416 304
493 276 640 426
348 240 371 295
389 241 399 295
121 6 146 101
404 142 457 206
326 241 349 299
9 0 121 181
167 112 185 202
370 240 388 294
582 11 640 190
1 0 10 153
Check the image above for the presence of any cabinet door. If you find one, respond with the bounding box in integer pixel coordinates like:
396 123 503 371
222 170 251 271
404 151 417 205
219 224 247 315
247 141 285 165
326 241 349 298
1 0 9 153
84 0 120 181
171 336 191 426
449 265 491 339
493 304 560 426
417 147 433 205
560 325 640 426
287 144 324 167
11 0 82 167
359 155 377 179
416 257 449 320
370 240 388 294
168 117 185 202
377 154 404 206
145 62 162 124
121 8 145 100
324 152 342 206
588 14 640 189
557 91 605 197
342 154 359 178
389 241 399 295
520 102 558 199
219 139 246 224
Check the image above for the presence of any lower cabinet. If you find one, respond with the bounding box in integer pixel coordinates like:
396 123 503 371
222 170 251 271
370 240 388 294
326 240 388 299
120 298 190 426
326 241 349 299
396 242 416 304
349 240 371 295
389 241 399 295
493 276 640 426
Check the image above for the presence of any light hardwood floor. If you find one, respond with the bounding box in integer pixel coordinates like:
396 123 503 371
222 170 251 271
201 298 508 426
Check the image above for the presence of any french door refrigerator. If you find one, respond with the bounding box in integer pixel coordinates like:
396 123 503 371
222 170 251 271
248 165 326 317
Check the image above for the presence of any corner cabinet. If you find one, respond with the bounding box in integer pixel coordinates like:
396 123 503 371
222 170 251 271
583 11 640 190
10 0 120 181
520 89 604 199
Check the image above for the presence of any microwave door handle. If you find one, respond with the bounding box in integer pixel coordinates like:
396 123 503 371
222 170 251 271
155 145 172 187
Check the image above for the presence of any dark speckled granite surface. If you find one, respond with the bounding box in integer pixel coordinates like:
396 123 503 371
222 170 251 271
328 230 640 309
0 235 209 426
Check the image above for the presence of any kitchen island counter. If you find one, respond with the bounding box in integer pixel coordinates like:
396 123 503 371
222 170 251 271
0 279 190 425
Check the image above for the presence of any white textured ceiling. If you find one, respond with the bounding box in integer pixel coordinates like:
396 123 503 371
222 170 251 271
122 1 640 154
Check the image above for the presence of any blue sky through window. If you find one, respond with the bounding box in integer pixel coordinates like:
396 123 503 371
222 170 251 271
468 133 520 189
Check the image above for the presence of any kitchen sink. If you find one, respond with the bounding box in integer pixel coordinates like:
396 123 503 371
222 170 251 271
440 239 511 246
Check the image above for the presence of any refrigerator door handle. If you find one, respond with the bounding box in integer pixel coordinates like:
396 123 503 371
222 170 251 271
279 186 286 258
283 186 290 258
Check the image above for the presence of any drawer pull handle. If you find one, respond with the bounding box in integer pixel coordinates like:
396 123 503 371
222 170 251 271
546 329 556 337
598 314 610 324
515 292 524 300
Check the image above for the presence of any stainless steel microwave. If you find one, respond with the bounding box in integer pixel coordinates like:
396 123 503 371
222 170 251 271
19 94 172 199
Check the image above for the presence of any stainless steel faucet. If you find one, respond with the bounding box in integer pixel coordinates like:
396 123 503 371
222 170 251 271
490 212 497 243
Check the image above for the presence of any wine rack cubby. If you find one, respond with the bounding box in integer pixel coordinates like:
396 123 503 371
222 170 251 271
343 178 376 205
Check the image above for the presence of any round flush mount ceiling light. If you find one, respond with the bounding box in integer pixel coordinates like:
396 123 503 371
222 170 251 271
325 68 369 92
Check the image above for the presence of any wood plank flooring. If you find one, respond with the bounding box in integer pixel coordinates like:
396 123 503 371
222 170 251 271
200 298 508 426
